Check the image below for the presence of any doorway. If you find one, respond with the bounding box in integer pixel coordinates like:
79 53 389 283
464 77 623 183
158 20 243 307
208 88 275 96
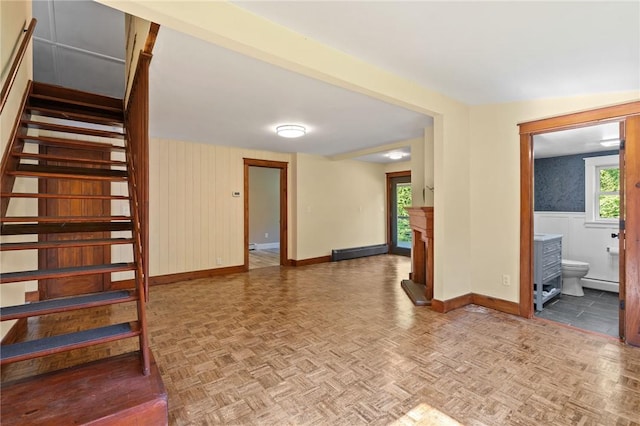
519 101 640 346
387 171 411 256
243 158 288 269
531 122 622 336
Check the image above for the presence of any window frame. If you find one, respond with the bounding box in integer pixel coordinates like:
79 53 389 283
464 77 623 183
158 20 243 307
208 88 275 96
584 154 619 227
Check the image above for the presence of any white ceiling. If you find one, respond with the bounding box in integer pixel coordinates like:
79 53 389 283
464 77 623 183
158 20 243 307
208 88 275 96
149 27 433 157
234 1 640 105
31 1 639 162
533 122 621 159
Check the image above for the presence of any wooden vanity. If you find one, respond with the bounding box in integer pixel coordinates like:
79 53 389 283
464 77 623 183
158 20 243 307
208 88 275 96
401 206 434 305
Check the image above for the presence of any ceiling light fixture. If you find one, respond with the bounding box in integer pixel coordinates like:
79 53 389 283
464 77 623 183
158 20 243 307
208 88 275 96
387 151 406 160
276 124 306 138
599 138 620 147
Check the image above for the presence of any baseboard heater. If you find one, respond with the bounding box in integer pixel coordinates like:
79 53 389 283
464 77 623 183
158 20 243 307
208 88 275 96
331 244 388 262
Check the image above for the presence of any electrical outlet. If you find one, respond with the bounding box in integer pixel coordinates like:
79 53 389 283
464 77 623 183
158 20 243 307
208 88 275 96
216 257 223 265
502 274 511 286
265 233 269 239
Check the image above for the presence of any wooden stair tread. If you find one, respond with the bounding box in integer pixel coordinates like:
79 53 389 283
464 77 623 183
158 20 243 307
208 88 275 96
29 93 123 114
1 192 129 200
1 221 133 235
13 152 127 166
0 352 167 426
0 290 136 321
0 322 139 365
21 120 125 139
0 262 136 284
0 237 134 251
2 215 131 223
10 164 128 180
25 106 124 126
19 135 125 151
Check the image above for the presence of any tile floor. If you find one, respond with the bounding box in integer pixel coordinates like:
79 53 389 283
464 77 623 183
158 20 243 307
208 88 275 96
535 288 620 337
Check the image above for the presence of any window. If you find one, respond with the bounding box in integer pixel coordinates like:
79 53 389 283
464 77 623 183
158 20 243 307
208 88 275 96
584 154 619 225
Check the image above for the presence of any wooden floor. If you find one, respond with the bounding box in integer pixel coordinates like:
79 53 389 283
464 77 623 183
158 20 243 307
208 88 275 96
2 255 640 425
249 248 280 270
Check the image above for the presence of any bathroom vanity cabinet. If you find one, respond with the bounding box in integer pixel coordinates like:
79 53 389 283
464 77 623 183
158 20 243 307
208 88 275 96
533 234 562 311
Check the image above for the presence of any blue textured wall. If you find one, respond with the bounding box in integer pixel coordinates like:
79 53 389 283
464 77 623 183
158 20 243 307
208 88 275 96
534 151 618 212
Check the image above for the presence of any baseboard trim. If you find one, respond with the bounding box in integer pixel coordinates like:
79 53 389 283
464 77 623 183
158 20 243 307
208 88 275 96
431 293 519 316
431 293 472 313
2 318 27 345
150 265 247 286
472 294 520 315
289 256 332 267
110 279 135 290
111 265 247 288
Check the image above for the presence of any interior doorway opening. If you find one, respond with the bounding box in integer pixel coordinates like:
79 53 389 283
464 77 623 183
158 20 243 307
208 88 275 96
518 101 640 346
531 122 622 337
243 158 288 270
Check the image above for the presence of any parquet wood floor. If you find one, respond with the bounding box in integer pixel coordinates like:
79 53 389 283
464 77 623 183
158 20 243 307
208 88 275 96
249 248 280 270
2 255 639 425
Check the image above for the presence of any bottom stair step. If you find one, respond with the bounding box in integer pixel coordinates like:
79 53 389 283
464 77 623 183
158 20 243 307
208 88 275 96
0 290 137 321
0 322 139 365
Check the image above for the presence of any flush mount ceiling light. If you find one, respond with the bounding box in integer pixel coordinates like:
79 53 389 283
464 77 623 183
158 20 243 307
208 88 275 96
599 138 620 147
276 124 306 138
387 151 406 160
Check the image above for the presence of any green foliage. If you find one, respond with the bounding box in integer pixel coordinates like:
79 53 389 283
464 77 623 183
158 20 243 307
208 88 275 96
599 195 620 219
396 184 412 243
599 168 619 192
598 168 620 218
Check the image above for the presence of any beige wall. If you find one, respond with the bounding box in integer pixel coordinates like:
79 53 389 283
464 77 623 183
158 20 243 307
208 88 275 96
469 91 640 303
148 138 292 275
148 138 390 274
248 167 280 245
99 0 473 300
294 154 386 260
1 0 33 339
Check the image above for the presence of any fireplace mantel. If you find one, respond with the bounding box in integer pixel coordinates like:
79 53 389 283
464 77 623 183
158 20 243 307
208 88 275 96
401 206 434 305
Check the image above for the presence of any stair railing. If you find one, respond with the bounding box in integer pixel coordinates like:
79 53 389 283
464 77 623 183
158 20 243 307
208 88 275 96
1 18 37 113
123 23 159 376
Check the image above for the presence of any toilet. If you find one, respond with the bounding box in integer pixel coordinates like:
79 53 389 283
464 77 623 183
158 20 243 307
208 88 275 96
561 259 590 296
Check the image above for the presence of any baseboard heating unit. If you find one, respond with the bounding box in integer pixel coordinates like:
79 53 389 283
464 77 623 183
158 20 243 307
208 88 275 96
331 244 388 262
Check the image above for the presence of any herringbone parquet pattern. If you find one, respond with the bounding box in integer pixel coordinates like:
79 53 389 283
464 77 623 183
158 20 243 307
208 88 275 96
2 255 639 425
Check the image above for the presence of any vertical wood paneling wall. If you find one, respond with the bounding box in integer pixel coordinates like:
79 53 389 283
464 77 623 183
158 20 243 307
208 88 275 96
149 138 291 276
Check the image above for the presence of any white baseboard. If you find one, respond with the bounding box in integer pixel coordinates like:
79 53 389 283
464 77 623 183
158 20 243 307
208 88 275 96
581 277 619 293
254 242 280 250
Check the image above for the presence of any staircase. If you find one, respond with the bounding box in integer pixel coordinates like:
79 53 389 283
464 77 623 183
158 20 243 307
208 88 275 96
0 81 150 375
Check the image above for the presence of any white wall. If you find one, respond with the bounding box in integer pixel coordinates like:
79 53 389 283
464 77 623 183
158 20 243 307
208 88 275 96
534 212 619 285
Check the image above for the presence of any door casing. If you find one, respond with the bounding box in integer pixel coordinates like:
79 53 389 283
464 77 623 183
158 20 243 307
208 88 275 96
243 158 288 268
518 101 640 346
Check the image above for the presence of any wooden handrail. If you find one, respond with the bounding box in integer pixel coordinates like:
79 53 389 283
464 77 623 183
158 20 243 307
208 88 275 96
0 18 37 113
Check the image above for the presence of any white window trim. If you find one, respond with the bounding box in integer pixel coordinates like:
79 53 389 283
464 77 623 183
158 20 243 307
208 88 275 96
584 154 619 228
